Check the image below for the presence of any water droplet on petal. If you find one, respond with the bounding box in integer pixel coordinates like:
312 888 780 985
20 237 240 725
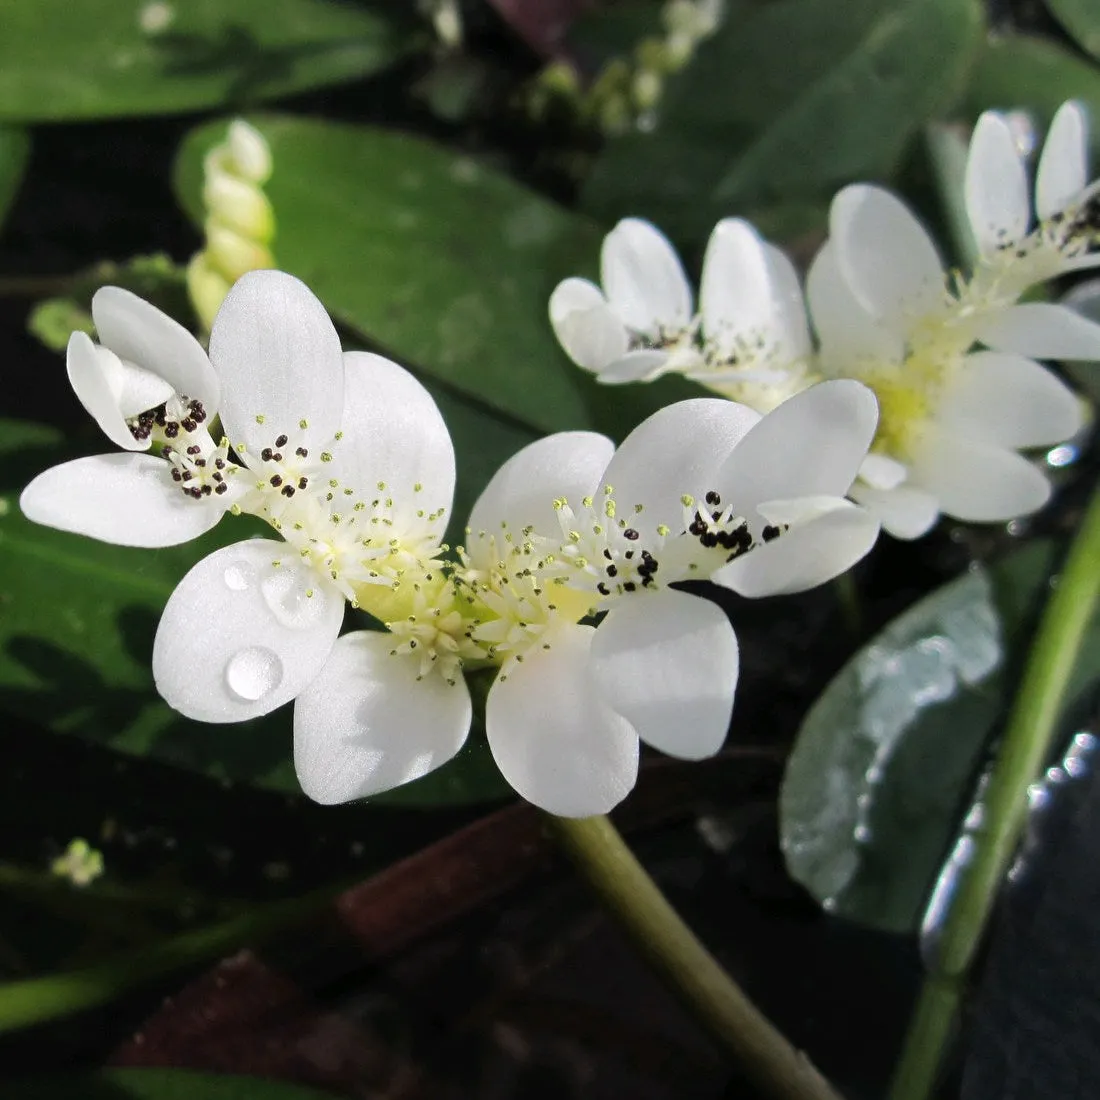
261 568 328 629
225 646 282 701
223 560 257 591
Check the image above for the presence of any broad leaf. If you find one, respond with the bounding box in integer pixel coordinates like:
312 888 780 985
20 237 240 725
582 0 982 250
0 419 512 805
0 128 29 232
12 1068 339 1100
961 33 1100 128
1047 0 1100 63
174 114 700 440
780 541 1100 933
0 1 415 123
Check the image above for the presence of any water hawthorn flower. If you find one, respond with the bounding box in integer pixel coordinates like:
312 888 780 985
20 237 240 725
549 216 816 412
294 379 879 817
810 99 1097 538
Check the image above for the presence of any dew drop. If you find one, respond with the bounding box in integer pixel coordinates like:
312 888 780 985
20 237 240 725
262 568 327 629
223 560 257 591
225 646 282 701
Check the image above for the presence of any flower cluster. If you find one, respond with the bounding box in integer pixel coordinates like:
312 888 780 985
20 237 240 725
22 271 879 816
551 101 1097 539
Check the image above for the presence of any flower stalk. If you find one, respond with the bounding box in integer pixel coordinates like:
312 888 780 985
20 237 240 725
546 813 841 1100
888 477 1100 1100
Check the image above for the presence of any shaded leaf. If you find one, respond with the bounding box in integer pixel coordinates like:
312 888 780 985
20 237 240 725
0 1 415 123
780 541 1100 933
0 127 29 232
582 0 982 250
961 33 1100 129
12 1069 339 1099
1047 0 1100 63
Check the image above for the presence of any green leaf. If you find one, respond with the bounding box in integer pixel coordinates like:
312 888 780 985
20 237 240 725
0 419 511 806
0 1 416 123
0 127 29 231
582 0 983 249
1047 0 1100 63
175 114 610 436
961 33 1100 128
12 1068 339 1100
780 541 1100 934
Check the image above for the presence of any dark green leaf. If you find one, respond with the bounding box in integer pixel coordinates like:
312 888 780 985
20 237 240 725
961 33 1100 129
583 0 983 250
1047 0 1100 63
0 1 415 123
175 114 607 436
780 541 1100 933
12 1068 339 1100
0 127 29 231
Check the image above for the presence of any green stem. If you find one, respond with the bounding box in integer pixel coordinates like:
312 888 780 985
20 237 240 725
888 481 1100 1100
0 884 335 1032
546 813 841 1100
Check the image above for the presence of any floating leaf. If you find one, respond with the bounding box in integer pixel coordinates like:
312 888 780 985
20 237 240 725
582 0 982 250
174 114 699 441
0 1 415 123
961 33 1100 128
780 541 1100 933
1047 0 1100 63
12 1068 340 1100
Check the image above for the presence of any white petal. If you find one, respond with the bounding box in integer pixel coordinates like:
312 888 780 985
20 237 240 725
910 429 1051 522
549 278 630 372
830 185 945 326
334 351 455 529
599 399 760 530
209 270 344 455
467 431 613 544
974 302 1100 360
486 623 639 817
858 452 908 491
700 218 774 359
849 480 940 540
91 286 219 413
591 589 737 760
805 241 904 368
940 350 1082 448
714 380 878 525
1037 102 1089 221
152 539 344 723
763 243 813 360
596 349 674 383
1062 276 1100 326
66 333 151 452
293 631 472 804
713 500 879 597
965 112 1031 255
600 218 693 334
20 453 225 547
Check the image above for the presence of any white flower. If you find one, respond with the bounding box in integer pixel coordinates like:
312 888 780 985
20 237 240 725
810 174 1085 540
146 270 458 726
549 217 816 411
20 287 232 548
293 381 878 818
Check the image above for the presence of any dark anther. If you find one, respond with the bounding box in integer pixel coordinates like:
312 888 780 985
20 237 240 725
762 525 781 542
195 458 206 467
273 453 283 463
624 550 635 560
603 549 613 560
181 470 193 482
597 582 610 596
186 445 200 455
606 564 618 577
688 517 706 537
295 446 308 458
201 485 212 496
705 491 720 506
270 474 283 487
261 448 274 462
624 528 639 541
215 458 226 469
623 582 637 593
164 423 180 439
181 418 197 433
275 434 288 448
701 532 718 548
215 483 228 495
298 477 309 490
281 485 295 497
171 469 182 482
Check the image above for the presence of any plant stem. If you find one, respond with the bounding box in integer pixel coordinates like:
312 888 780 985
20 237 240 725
545 813 841 1100
0 885 333 1032
888 482 1100 1100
